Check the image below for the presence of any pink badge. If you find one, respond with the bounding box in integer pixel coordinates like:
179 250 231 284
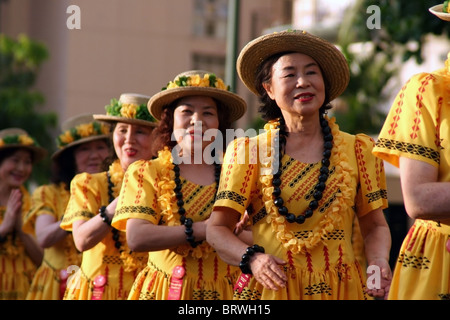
234 273 251 293
91 275 107 300
446 239 450 253
60 269 68 281
168 265 185 300
59 269 68 300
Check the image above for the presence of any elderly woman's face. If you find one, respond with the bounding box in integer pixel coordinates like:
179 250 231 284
0 149 33 188
74 139 110 174
113 122 154 170
263 52 326 117
173 96 220 158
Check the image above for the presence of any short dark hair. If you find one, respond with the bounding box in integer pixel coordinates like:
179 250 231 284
0 148 34 166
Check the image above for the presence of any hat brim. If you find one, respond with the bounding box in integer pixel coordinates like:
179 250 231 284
237 30 350 102
1 145 47 163
93 115 158 127
429 4 450 21
148 86 247 122
51 134 110 160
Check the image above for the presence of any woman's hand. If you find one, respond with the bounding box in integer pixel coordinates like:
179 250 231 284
2 189 23 234
365 258 392 299
233 211 250 235
249 253 287 291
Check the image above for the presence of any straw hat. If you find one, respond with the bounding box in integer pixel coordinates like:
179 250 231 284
52 113 111 160
94 93 158 127
0 128 47 163
236 29 350 102
429 3 450 21
148 70 247 122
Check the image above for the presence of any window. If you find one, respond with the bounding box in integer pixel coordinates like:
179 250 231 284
193 0 228 39
192 53 226 77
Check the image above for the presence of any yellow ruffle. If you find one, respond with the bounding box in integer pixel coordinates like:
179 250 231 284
108 160 144 271
260 116 353 254
158 147 214 259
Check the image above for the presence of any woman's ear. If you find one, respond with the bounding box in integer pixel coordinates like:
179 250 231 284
262 81 275 100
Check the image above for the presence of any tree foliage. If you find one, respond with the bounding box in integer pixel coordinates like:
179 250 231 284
333 0 448 134
0 33 57 185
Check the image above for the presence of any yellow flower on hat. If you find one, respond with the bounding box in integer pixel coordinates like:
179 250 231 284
166 82 179 89
100 124 109 135
187 74 202 86
164 73 230 91
215 78 227 90
59 131 75 146
19 135 35 146
120 103 138 119
0 140 4 147
77 123 94 137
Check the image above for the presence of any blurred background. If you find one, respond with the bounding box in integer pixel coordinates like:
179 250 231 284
1 0 449 267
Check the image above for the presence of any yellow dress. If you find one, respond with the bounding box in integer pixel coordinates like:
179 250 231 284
24 183 81 300
112 151 240 300
0 186 37 300
214 118 388 300
60 160 147 300
373 54 450 300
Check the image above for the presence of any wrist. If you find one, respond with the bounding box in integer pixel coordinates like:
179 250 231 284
183 217 202 248
99 206 112 226
239 244 265 275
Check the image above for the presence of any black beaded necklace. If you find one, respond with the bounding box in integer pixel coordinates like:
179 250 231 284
106 172 123 251
173 162 221 248
273 113 333 224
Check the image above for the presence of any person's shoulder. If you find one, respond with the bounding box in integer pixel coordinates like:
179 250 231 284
71 171 106 185
128 158 153 169
335 130 375 147
31 183 62 196
405 67 447 88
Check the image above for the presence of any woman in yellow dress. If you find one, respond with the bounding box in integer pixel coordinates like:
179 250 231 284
25 113 111 300
112 70 247 300
0 128 46 300
206 30 392 300
60 93 158 300
372 7 450 300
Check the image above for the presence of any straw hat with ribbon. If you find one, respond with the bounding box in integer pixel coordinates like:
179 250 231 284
429 2 450 21
0 128 47 163
148 70 247 122
236 29 350 103
94 93 158 127
52 113 111 161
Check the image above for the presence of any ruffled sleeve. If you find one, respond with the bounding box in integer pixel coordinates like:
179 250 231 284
373 70 447 168
112 159 160 232
354 133 388 217
23 184 67 230
60 172 107 231
214 135 261 216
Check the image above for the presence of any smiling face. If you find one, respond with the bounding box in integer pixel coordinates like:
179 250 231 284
172 95 220 159
263 52 326 119
0 149 33 189
113 122 154 170
73 139 110 174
